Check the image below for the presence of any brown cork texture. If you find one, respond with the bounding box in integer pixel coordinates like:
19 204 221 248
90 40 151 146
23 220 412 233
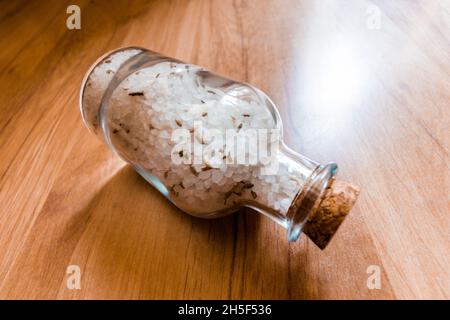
303 179 360 249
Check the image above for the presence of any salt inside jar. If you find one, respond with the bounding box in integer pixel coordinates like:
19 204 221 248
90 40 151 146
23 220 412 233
80 47 360 249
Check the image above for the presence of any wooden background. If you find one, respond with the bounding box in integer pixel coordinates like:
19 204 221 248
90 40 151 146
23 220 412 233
0 0 448 299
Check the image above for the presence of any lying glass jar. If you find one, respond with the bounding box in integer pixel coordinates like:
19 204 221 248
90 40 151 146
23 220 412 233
80 47 360 249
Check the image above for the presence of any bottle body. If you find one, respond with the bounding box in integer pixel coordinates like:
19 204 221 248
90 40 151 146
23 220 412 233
80 47 357 247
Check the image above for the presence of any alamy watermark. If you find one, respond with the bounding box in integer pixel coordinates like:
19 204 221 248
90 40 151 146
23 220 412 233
170 121 281 175
66 264 81 290
366 265 381 290
366 5 381 30
66 5 81 30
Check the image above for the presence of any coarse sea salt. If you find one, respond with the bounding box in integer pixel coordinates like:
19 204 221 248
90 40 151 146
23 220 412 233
81 48 307 218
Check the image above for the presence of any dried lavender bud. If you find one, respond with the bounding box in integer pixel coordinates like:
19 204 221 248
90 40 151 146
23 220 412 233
190 166 198 176
243 181 254 189
129 92 144 96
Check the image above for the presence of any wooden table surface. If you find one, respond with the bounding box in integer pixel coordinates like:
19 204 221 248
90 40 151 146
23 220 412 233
0 0 448 300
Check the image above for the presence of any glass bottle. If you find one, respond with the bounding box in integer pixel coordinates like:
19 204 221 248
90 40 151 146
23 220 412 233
80 47 360 249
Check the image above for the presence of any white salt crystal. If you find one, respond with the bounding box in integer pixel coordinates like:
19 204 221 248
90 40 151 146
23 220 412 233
198 170 211 180
182 175 196 188
211 170 223 184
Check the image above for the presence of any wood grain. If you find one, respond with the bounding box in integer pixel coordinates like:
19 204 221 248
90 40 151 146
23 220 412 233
0 0 448 299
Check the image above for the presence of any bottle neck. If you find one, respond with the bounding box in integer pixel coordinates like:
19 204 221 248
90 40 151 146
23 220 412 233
286 162 338 241
245 144 338 243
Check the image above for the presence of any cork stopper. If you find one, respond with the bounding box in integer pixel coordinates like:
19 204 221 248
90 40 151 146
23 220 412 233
303 179 360 249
